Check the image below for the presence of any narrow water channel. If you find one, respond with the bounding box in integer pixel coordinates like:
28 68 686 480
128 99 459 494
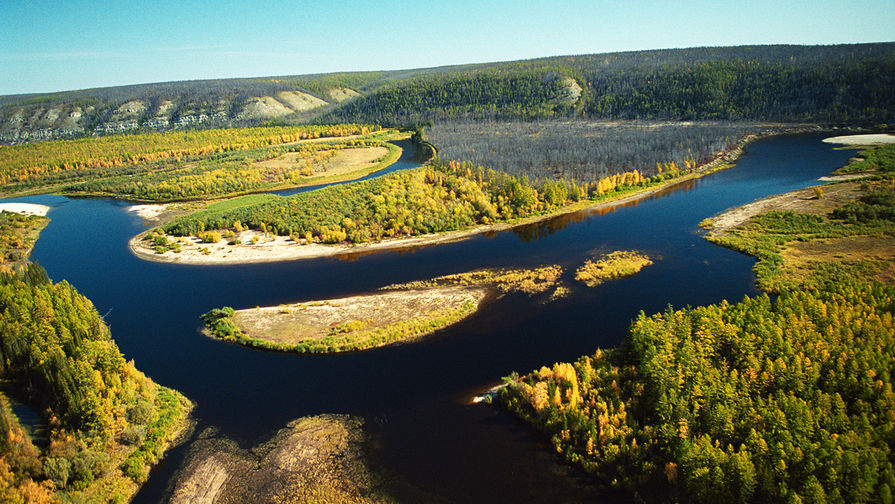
3 133 856 502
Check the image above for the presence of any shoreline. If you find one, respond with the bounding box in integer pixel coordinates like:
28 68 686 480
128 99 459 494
128 127 807 266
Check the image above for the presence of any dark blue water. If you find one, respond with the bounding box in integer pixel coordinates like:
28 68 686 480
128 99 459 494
3 134 856 502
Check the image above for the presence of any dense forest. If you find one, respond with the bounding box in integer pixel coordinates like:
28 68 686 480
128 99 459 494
323 44 895 126
500 275 894 503
499 143 895 503
2 44 892 143
0 216 191 501
427 120 756 182
161 155 684 242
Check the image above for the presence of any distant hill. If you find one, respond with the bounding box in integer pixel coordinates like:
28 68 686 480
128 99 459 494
1 43 893 143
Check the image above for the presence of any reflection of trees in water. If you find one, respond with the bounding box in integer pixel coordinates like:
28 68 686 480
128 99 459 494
512 177 700 242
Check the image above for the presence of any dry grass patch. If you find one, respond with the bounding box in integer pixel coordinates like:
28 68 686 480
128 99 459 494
705 181 867 236
782 236 895 284
170 415 395 504
253 146 388 179
233 286 486 348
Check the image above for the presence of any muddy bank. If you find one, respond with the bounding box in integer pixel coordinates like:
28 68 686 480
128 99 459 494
169 415 396 504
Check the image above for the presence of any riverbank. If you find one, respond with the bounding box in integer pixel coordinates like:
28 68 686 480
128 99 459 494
822 133 895 145
702 143 895 290
130 127 768 265
0 202 50 216
497 140 895 504
169 415 395 504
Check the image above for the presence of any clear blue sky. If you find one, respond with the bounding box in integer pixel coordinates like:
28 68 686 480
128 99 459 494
1 0 893 96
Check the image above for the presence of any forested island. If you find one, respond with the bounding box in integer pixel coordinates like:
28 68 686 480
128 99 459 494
498 142 895 503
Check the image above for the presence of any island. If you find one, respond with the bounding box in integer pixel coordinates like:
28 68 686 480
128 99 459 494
201 265 564 353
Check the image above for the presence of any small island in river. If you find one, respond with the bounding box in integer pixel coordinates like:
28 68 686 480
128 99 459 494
574 250 654 287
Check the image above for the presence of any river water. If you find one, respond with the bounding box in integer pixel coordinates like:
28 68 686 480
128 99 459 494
4 133 855 502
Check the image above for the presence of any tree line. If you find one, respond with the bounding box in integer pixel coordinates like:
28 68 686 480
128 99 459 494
161 156 686 243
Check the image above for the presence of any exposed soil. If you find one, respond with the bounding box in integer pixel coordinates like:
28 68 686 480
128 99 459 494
329 88 361 102
0 203 50 216
276 91 328 111
169 415 396 504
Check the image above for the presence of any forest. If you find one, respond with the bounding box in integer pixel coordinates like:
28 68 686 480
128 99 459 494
498 143 895 503
2 43 892 144
500 275 894 503
0 124 391 200
160 154 685 242
323 44 895 126
427 120 755 182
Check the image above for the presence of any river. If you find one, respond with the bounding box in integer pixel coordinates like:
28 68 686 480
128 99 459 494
3 133 855 502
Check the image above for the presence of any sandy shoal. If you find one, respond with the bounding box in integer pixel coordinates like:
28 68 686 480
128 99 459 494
0 203 50 216
822 134 895 145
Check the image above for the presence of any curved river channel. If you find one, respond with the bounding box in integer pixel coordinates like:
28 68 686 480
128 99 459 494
3 134 856 502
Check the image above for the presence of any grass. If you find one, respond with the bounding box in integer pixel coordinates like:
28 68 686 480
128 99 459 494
706 180 895 291
203 300 478 354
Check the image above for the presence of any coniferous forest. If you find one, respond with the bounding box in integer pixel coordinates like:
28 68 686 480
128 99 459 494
499 144 895 503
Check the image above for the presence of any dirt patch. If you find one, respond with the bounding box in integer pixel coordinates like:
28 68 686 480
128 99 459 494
705 182 866 235
169 415 395 504
276 90 328 111
234 285 487 346
238 96 293 120
127 201 205 225
0 203 50 216
329 87 361 102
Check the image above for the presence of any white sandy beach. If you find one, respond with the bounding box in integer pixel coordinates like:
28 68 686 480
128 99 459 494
0 203 50 216
822 134 895 145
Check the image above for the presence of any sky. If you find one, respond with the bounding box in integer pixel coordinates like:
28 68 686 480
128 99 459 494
1 0 893 96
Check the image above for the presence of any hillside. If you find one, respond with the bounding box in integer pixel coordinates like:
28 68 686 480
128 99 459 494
2 43 893 143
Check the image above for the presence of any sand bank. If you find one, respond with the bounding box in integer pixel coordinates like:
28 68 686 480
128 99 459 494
822 134 895 145
0 203 50 216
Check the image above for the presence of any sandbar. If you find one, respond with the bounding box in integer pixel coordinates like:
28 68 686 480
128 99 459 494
0 203 50 216
822 134 895 145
